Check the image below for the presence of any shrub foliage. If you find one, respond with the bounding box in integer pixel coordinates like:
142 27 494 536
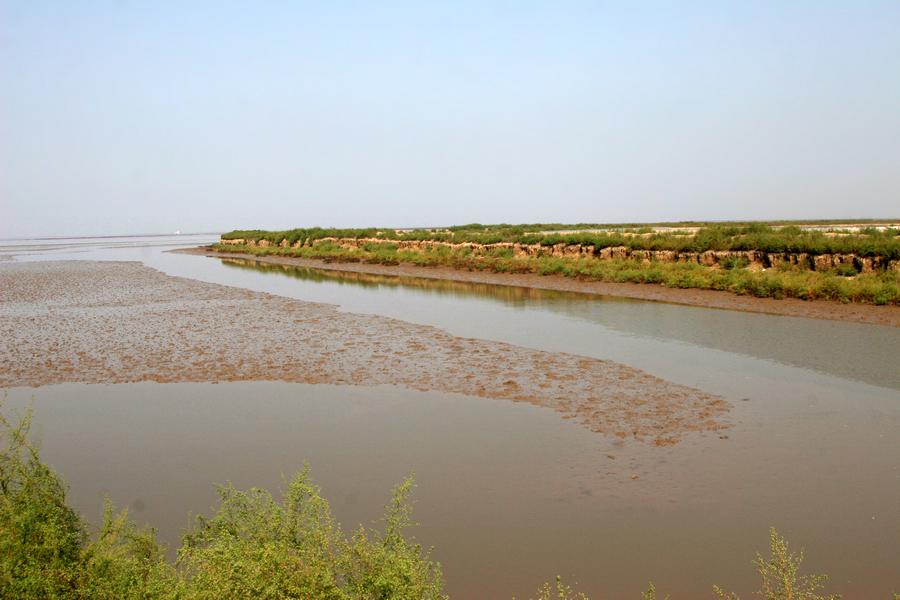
0 399 443 599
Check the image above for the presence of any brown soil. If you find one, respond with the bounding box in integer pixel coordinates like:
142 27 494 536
183 247 900 327
1 260 730 446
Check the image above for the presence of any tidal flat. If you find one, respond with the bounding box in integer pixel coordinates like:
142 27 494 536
0 260 729 445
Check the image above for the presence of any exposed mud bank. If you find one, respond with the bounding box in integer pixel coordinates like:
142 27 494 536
0 261 730 446
189 247 900 327
220 236 900 273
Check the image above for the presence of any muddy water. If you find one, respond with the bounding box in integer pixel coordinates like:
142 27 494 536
2 236 899 599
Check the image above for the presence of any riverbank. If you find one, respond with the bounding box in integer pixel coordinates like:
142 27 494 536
182 246 900 327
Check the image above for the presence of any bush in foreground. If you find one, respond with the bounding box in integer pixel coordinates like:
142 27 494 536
0 400 443 599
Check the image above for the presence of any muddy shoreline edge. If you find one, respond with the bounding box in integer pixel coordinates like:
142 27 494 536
179 246 900 327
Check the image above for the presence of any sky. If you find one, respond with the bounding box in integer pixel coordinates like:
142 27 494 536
2 1 899 238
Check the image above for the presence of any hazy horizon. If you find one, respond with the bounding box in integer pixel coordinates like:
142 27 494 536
3 2 899 239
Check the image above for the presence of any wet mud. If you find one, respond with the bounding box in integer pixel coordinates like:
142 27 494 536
1 261 729 445
188 247 900 327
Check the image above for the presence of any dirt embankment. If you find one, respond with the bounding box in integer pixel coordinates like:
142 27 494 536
0 261 730 446
220 236 900 273
188 247 900 327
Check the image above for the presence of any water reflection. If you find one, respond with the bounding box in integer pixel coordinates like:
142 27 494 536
219 257 591 306
218 257 900 391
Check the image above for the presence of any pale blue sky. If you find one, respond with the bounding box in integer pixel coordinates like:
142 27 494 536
2 1 898 237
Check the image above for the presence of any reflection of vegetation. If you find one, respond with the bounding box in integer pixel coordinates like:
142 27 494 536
4 403 896 599
218 256 597 308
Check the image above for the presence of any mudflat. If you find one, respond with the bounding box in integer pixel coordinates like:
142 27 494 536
1 260 729 446
185 247 900 327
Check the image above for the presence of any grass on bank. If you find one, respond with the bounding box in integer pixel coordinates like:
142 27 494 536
4 400 899 599
220 222 900 259
212 240 900 306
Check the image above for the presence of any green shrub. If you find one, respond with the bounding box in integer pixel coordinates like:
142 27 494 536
0 399 175 599
721 256 750 270
833 264 858 277
713 528 839 600
1 400 443 600
341 478 444 600
525 575 589 600
1 401 88 597
178 470 347 599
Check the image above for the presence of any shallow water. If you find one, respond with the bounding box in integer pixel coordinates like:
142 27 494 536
2 236 899 599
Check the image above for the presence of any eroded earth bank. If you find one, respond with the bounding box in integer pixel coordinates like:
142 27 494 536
1 261 729 446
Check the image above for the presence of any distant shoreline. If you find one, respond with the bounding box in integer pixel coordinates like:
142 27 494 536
0 232 221 243
178 246 900 327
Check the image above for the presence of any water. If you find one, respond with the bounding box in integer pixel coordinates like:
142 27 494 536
2 235 898 599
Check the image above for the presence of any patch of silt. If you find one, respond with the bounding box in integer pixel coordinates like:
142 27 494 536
0 261 730 445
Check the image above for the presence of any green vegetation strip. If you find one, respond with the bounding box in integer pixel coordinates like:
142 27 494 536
5 401 895 599
213 224 900 306
221 222 900 258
